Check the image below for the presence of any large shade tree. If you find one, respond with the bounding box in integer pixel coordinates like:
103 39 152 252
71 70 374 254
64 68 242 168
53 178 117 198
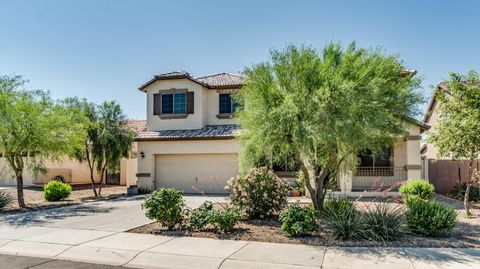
0 76 87 207
236 43 423 209
428 70 480 217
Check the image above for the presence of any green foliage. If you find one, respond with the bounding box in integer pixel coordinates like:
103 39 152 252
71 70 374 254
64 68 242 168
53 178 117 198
63 98 135 196
0 191 13 209
363 203 404 241
280 203 318 237
456 183 480 202
0 76 88 206
406 200 456 237
399 179 435 205
227 167 289 219
142 188 185 230
428 70 480 160
189 201 215 230
322 205 370 241
321 198 355 219
236 42 422 209
211 207 242 233
44 181 72 201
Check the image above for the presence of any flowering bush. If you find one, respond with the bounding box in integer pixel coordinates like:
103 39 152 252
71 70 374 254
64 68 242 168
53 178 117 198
227 167 289 219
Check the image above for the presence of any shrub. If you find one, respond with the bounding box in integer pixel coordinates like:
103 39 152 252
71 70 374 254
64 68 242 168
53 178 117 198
227 167 289 219
322 205 370 241
0 191 13 209
189 201 215 230
138 187 152 195
321 198 355 219
142 188 185 230
399 179 435 205
363 202 404 241
280 203 318 237
211 207 242 233
44 180 72 201
406 200 456 237
456 183 480 202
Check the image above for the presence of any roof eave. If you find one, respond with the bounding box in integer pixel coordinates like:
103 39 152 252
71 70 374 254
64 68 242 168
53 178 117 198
135 136 236 142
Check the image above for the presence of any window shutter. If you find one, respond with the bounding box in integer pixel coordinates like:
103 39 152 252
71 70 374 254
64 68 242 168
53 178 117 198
187 92 194 114
153 93 161 115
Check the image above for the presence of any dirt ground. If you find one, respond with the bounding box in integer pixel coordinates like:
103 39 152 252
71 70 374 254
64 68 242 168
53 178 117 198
128 195 480 248
0 184 127 213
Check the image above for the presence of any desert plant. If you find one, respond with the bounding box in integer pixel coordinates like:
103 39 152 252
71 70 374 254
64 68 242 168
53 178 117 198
321 198 355 219
399 179 435 205
211 207 242 233
406 200 456 237
227 167 289 219
189 201 215 230
142 188 185 230
280 203 318 237
0 191 13 209
363 202 404 241
456 183 480 202
44 180 72 201
322 205 370 241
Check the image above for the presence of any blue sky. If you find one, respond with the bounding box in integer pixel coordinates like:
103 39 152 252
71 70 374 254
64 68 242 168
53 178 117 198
0 0 478 120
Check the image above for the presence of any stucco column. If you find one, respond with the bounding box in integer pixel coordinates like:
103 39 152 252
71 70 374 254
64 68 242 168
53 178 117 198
136 143 156 191
339 171 352 195
405 135 422 180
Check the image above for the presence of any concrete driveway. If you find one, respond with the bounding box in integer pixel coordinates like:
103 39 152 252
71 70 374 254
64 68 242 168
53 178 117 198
0 194 227 231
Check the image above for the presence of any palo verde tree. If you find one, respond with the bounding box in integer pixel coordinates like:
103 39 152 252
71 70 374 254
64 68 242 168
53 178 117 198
236 43 422 209
63 97 101 196
64 99 134 196
94 101 135 196
428 70 480 217
0 76 86 207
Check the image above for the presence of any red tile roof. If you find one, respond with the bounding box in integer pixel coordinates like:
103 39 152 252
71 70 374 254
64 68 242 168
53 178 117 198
138 71 245 91
127 120 147 133
135 125 239 141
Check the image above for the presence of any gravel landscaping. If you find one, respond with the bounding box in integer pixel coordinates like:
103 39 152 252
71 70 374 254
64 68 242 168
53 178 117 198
128 195 480 248
0 184 127 213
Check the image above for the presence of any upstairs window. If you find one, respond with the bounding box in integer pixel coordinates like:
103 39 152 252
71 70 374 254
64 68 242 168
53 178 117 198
162 92 186 114
219 94 238 114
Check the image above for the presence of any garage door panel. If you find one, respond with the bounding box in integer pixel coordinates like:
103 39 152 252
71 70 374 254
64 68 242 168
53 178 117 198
155 154 237 194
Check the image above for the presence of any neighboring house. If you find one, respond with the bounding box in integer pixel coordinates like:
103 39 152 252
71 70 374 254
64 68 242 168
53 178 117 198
421 82 480 193
0 120 145 187
135 70 429 196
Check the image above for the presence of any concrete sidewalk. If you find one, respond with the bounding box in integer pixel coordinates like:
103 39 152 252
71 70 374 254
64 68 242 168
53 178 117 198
0 225 478 269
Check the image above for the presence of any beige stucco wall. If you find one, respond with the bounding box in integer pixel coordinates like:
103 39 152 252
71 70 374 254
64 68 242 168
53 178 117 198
206 90 239 126
0 157 101 186
136 139 240 190
143 79 239 131
144 79 207 131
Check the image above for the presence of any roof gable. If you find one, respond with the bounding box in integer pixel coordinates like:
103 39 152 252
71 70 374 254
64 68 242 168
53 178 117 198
138 71 245 91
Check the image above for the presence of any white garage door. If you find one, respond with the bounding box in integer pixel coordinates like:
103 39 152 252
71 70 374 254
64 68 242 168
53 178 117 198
155 153 238 194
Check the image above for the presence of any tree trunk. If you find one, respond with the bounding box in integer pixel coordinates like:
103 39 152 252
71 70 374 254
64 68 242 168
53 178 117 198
464 183 472 217
98 164 106 196
85 144 98 197
464 158 474 217
15 170 26 208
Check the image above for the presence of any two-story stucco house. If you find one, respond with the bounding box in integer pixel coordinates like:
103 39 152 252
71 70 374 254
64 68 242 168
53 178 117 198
135 71 243 194
135 71 429 195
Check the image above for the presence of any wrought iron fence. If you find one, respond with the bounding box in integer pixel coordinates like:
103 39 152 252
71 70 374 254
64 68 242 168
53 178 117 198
352 167 406 191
